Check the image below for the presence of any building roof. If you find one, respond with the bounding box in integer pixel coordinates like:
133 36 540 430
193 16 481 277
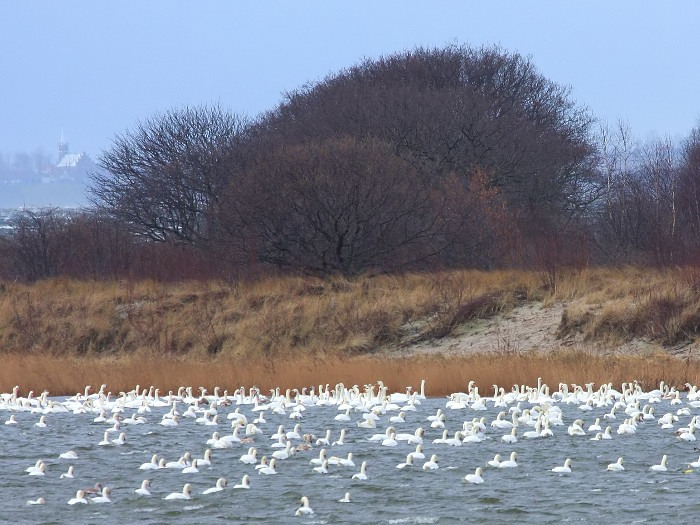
56 153 85 168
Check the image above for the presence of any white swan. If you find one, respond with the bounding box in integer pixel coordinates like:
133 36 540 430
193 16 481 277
316 429 332 446
29 463 46 476
26 497 45 505
338 491 351 503
240 447 257 464
59 450 78 460
650 455 668 472
412 444 426 460
60 465 75 479
203 478 228 494
396 454 414 469
182 459 199 474
382 431 398 447
35 415 47 428
352 461 368 480
91 486 112 503
135 479 152 496
502 428 518 443
423 454 439 470
338 452 355 467
258 458 277 475
164 483 192 500
5 414 18 425
313 460 329 474
498 452 518 468
233 474 250 489
140 454 159 470
331 428 347 446
273 442 294 460
487 454 502 468
67 490 87 505
552 458 573 473
295 496 314 516
465 466 484 484
607 457 625 471
25 460 43 473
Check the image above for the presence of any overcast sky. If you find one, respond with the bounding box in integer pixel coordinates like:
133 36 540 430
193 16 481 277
1 1 699 161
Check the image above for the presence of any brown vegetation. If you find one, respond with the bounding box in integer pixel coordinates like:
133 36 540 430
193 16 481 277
2 267 700 394
2 352 700 398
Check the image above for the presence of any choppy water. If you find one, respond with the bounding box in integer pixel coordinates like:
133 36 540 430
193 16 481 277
2 392 700 524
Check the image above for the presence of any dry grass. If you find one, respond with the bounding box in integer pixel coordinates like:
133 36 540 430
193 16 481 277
2 352 700 397
0 271 543 359
2 267 700 394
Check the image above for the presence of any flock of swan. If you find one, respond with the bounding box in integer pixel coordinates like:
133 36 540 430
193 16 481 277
3 377 700 519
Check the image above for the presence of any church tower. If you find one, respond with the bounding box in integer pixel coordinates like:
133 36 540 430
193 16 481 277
58 131 69 162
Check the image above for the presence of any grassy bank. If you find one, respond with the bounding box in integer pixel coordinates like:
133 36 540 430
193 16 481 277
2 267 700 394
2 352 699 397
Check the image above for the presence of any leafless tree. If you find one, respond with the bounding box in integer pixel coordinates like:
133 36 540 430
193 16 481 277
90 104 247 245
252 45 599 233
222 137 462 273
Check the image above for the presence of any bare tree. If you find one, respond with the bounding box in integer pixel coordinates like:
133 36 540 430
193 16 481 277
222 137 460 274
252 45 598 233
90 105 247 245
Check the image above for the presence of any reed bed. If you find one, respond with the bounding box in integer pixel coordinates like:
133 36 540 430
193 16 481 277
2 352 700 397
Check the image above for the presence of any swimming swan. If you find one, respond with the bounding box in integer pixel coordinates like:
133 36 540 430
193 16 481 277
607 457 625 471
233 474 250 489
552 458 572 473
90 486 112 503
202 478 227 494
140 454 160 470
650 455 668 472
135 479 152 496
465 466 484 484
67 490 87 505
295 496 314 516
352 461 368 480
498 452 518 468
423 454 439 470
258 458 277 475
60 465 75 479
164 483 192 500
397 454 414 469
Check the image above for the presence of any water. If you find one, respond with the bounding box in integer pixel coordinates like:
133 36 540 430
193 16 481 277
2 394 700 524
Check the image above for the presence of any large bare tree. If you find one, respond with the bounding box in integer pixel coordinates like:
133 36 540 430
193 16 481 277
90 105 247 244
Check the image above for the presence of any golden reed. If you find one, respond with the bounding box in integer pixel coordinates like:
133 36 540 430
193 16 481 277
2 352 700 397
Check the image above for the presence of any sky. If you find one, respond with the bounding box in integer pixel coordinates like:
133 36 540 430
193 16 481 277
1 1 700 162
